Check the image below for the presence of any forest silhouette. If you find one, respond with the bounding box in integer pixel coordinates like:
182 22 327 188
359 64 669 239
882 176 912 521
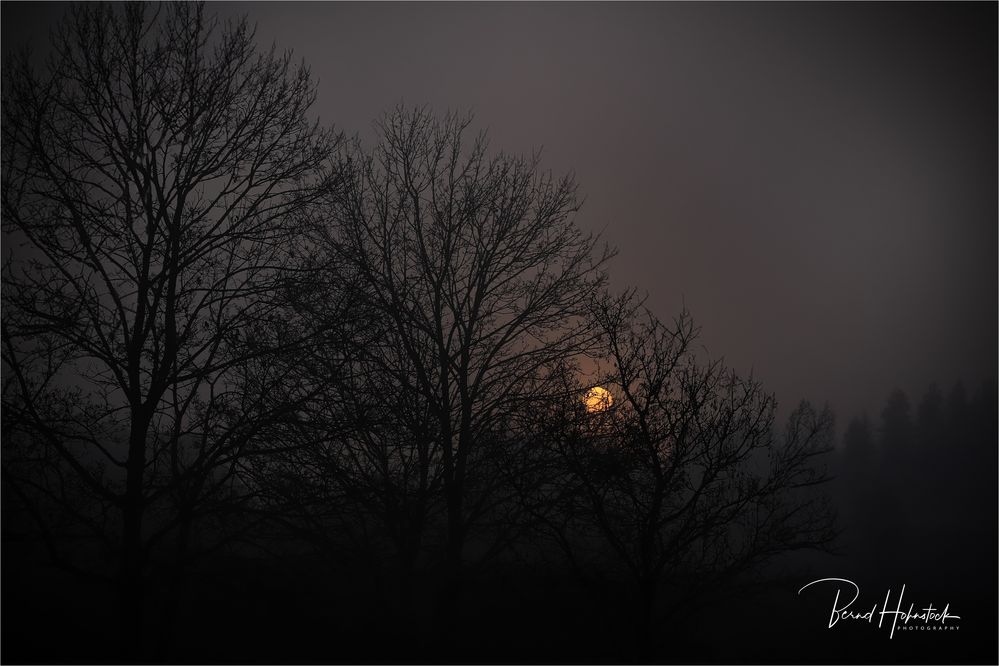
1 4 995 665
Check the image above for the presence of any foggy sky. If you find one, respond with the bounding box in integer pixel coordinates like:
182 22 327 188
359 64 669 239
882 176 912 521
4 1 996 423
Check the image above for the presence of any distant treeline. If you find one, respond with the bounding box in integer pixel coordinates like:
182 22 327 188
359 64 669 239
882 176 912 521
835 380 997 580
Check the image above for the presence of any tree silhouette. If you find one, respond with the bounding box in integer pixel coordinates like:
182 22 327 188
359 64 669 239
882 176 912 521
242 277 445 614
1 2 335 656
537 291 836 657
833 379 996 580
834 412 878 568
294 106 615 622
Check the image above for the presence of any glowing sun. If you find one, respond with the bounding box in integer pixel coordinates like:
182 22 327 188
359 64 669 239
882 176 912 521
583 386 613 413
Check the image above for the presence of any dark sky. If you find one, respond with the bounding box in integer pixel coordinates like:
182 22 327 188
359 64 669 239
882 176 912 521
4 2 996 423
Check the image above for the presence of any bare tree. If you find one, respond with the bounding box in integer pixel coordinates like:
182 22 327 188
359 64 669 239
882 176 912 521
241 278 443 612
301 106 614 620
537 291 836 656
1 2 335 655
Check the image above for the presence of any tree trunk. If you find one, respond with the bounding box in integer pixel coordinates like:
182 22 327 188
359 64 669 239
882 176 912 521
397 536 418 613
119 414 149 658
433 498 465 651
635 578 658 660
156 510 194 661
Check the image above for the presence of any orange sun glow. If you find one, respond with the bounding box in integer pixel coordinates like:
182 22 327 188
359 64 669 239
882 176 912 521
583 386 613 413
